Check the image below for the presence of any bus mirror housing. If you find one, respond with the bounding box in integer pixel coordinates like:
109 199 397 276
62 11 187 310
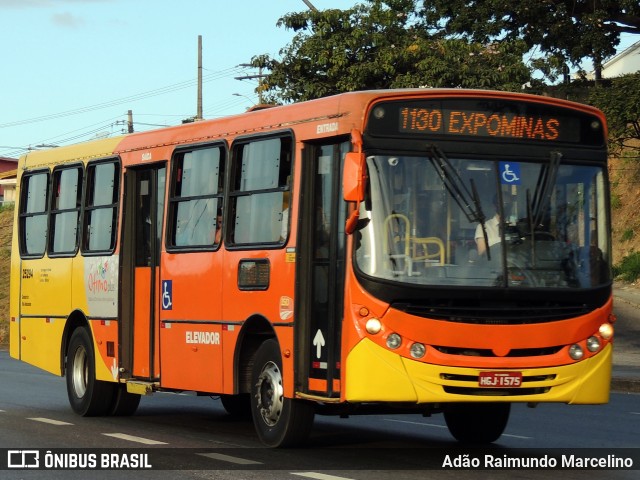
343 129 365 235
343 151 366 235
343 152 365 203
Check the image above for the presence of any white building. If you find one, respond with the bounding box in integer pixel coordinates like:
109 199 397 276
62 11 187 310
601 39 640 77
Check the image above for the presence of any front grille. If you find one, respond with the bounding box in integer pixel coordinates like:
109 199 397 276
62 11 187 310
443 386 551 396
393 300 590 324
433 345 563 357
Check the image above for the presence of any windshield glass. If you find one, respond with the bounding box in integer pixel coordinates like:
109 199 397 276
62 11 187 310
355 154 610 288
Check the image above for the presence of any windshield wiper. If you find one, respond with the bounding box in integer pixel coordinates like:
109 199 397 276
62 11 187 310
524 151 562 266
428 145 492 259
428 145 486 223
531 151 562 229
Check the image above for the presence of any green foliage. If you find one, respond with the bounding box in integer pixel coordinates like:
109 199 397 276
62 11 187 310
588 73 640 153
613 251 640 283
251 0 639 141
610 193 621 210
421 0 640 79
255 1 532 103
621 229 635 242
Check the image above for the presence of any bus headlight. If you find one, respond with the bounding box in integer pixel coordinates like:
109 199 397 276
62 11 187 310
569 344 584 360
598 323 614 340
386 333 402 350
586 336 601 352
365 318 382 335
410 342 426 359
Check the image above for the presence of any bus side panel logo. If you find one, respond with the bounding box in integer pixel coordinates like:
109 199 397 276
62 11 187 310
279 296 293 320
162 280 173 310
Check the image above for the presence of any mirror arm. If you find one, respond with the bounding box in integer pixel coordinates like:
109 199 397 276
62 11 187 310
351 128 363 153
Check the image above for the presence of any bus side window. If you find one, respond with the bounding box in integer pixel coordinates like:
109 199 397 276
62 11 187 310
50 165 83 255
83 160 120 254
18 170 50 258
230 136 292 246
168 145 225 249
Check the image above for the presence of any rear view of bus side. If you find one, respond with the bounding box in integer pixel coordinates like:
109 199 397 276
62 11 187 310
10 89 614 447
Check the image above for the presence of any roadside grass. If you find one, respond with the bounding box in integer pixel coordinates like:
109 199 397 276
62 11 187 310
614 251 640 283
0 204 13 346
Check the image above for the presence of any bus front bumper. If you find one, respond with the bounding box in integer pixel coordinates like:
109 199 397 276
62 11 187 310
344 338 612 405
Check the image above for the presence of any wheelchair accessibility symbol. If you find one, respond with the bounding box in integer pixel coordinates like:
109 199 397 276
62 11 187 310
162 280 172 310
499 162 521 185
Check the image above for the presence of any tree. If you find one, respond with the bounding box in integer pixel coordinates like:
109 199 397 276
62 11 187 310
589 73 640 152
420 0 640 81
254 0 532 104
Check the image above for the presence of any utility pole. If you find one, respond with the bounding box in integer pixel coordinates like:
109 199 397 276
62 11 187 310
234 2 316 106
302 0 318 11
197 35 203 120
235 64 267 104
127 110 134 133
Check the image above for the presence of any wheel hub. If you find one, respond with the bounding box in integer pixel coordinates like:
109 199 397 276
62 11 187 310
255 361 284 426
71 346 88 398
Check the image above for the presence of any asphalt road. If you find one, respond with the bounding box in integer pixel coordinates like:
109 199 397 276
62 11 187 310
0 349 638 480
611 285 640 392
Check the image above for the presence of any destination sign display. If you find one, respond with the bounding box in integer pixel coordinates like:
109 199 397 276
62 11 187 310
367 98 605 146
400 107 562 140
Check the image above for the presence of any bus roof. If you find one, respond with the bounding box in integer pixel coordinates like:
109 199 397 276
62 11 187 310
19 89 606 169
18 136 125 171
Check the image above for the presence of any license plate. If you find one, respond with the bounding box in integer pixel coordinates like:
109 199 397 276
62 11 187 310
478 371 523 387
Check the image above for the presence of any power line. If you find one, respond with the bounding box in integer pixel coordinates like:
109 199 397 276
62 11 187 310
0 66 244 130
0 64 247 157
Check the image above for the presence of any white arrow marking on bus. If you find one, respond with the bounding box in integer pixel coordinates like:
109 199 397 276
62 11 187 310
313 329 325 359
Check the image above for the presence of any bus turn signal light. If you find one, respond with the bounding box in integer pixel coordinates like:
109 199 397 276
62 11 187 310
365 318 382 334
599 323 614 340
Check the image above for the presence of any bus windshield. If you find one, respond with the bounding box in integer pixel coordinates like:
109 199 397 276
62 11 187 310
354 153 610 289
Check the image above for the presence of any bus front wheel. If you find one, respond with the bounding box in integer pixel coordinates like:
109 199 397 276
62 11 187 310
65 327 115 417
250 339 314 447
444 402 510 444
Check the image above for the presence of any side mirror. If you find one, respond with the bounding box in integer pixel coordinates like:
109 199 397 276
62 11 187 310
343 152 366 234
342 152 365 202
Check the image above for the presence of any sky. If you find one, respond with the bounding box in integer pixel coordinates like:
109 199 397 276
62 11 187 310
0 0 637 160
0 0 356 158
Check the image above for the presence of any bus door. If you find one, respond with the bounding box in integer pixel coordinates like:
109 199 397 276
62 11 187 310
119 164 166 380
295 142 348 397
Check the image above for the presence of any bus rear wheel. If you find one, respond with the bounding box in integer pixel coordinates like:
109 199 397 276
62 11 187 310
109 385 141 416
250 339 314 447
66 327 115 417
444 402 510 444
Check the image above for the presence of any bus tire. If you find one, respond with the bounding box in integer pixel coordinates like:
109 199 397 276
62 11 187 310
250 339 314 447
65 327 115 417
444 402 510 444
109 385 141 416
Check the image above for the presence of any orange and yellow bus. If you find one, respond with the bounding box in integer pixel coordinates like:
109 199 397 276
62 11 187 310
10 89 614 446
